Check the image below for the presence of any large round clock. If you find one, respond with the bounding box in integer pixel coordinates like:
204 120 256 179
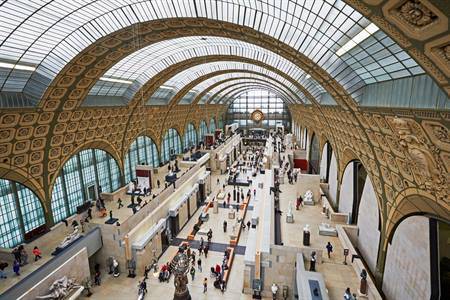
251 109 264 123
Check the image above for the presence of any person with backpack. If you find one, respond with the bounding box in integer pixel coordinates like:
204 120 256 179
326 242 333 259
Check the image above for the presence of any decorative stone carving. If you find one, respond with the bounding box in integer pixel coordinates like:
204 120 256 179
390 117 445 193
383 0 447 41
398 0 436 27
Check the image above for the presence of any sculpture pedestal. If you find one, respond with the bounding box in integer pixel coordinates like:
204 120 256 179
213 201 219 214
173 290 191 300
286 214 294 223
228 211 235 219
303 230 310 246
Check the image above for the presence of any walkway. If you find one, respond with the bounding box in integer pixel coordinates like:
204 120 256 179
81 156 269 299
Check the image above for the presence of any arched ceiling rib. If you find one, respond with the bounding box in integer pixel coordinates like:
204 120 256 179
215 85 287 105
212 84 291 105
151 67 305 105
196 79 295 104
87 37 322 103
0 1 431 106
152 70 298 106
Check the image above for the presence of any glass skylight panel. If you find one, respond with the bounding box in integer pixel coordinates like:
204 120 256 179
0 0 428 105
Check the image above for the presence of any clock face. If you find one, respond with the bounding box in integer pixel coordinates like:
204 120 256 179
251 110 264 123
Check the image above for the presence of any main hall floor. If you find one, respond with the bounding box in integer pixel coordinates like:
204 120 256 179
79 154 360 299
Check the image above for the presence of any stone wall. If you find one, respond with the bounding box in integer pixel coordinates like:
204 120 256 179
338 162 354 217
319 145 328 180
382 216 431 300
18 247 90 300
296 174 321 203
327 152 338 207
356 177 380 274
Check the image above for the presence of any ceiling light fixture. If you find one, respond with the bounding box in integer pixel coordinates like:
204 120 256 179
336 23 379 57
0 62 36 71
305 74 311 79
99 77 133 84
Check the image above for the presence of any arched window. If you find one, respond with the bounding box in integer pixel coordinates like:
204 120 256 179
198 120 208 143
161 128 182 163
124 136 159 182
225 90 291 129
0 179 45 248
51 149 121 223
209 117 216 133
183 123 197 149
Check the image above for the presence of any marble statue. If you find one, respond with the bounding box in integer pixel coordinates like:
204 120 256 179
56 225 80 250
128 181 134 193
288 200 293 216
112 258 120 277
36 276 81 299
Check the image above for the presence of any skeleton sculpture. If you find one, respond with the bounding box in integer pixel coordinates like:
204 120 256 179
36 276 81 299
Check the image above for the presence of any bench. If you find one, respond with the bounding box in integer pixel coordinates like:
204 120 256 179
222 247 235 283
187 197 214 240
230 196 250 246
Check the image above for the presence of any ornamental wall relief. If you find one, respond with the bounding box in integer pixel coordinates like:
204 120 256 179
389 117 446 200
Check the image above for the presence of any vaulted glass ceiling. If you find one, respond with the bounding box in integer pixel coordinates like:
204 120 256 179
88 37 322 103
146 61 308 105
0 0 425 107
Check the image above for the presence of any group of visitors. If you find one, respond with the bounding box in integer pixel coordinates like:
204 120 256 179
209 248 230 293
0 245 42 279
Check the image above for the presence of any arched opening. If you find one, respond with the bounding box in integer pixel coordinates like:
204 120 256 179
51 148 121 224
383 215 434 300
198 120 208 145
124 136 159 183
319 142 333 182
327 151 339 207
308 133 320 174
225 90 291 130
209 117 216 133
183 123 198 151
338 160 367 224
161 128 182 163
0 178 46 248
218 116 224 131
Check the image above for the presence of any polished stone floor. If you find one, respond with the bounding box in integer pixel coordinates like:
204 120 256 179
1 152 360 299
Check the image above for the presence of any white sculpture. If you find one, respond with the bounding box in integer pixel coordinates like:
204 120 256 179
36 276 81 299
128 181 134 193
288 201 293 216
57 226 80 250
113 258 120 277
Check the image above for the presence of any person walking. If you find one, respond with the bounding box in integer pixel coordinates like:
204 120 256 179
247 220 251 230
144 265 150 280
326 242 333 259
344 287 353 300
0 262 8 279
94 269 101 285
309 251 317 272
204 244 209 258
197 257 202 272
190 266 196 281
32 246 42 261
12 247 21 265
223 220 227 233
253 189 256 197
117 198 123 209
203 277 208 293
13 259 20 276
157 179 160 189
207 229 213 242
